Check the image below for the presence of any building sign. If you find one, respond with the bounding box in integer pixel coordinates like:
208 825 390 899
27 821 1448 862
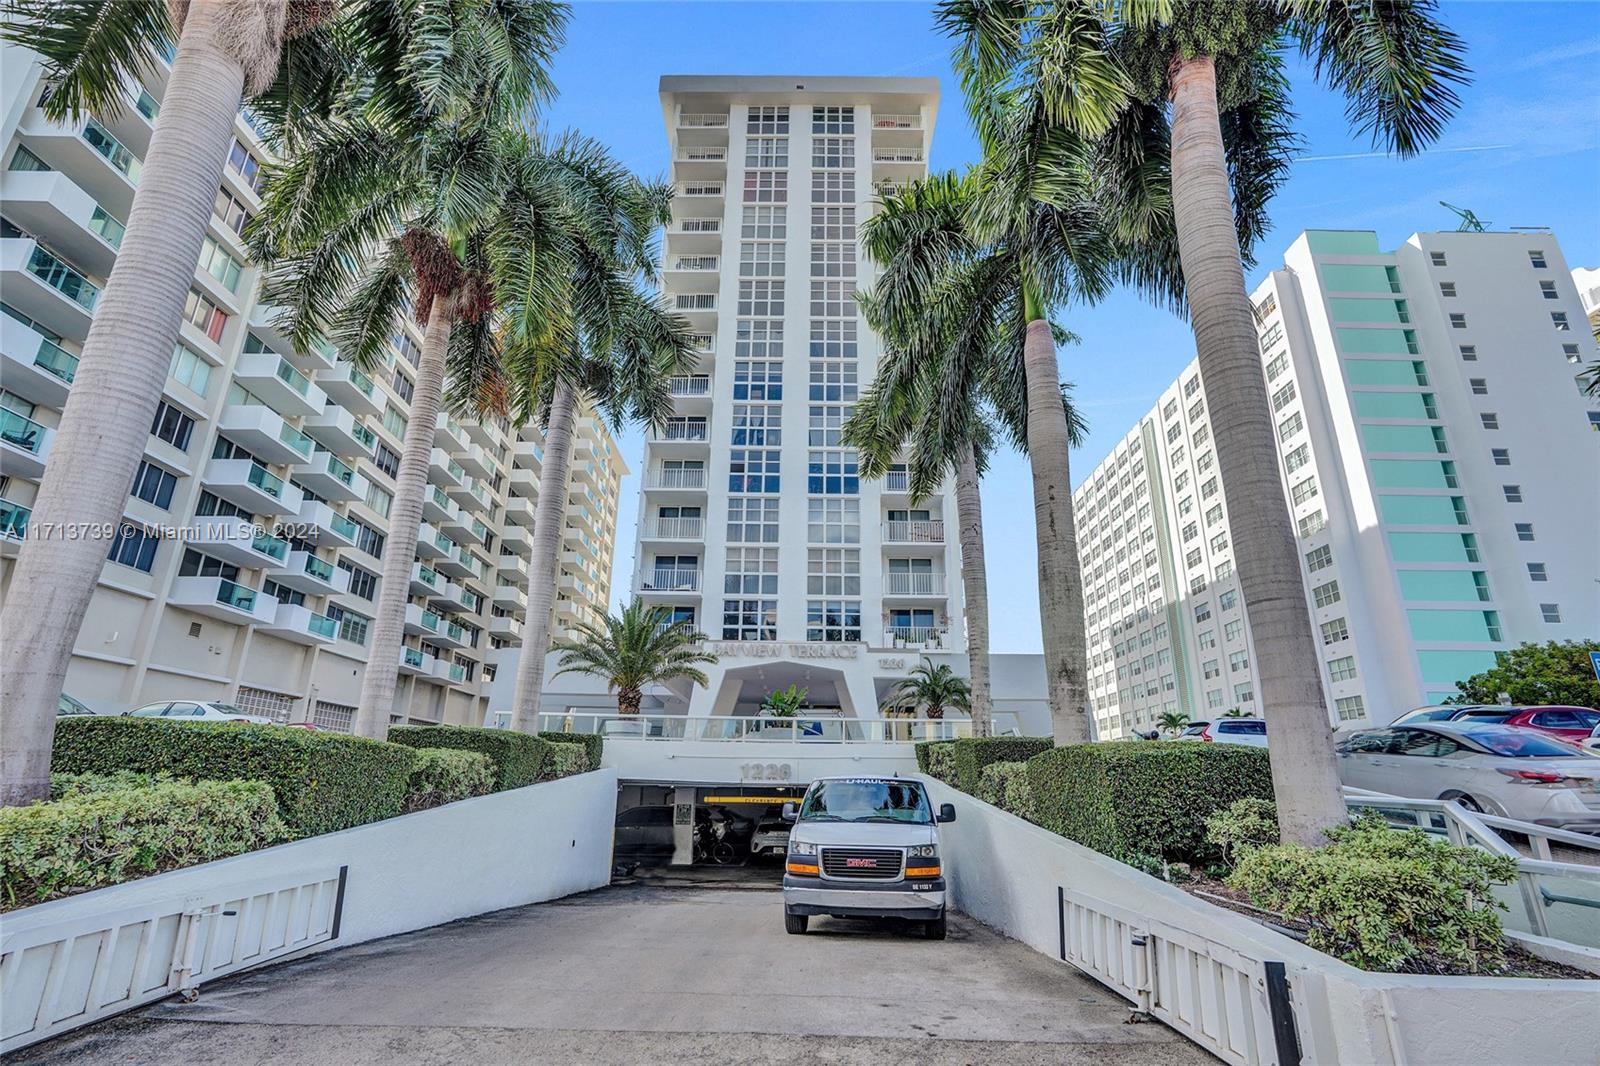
740 762 794 783
708 642 861 661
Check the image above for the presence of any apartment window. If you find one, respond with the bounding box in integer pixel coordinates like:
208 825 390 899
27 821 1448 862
372 442 400 480
1183 376 1200 398
747 106 788 134
737 279 784 316
741 205 786 240
722 599 777 641
365 481 392 519
1335 695 1366 721
1290 477 1319 506
732 358 783 400
1458 344 1476 361
1502 484 1522 503
1166 422 1182 444
1538 280 1559 300
1320 617 1349 645
1229 650 1249 673
810 241 856 278
807 497 860 544
1189 574 1207 595
1265 352 1288 381
106 523 159 572
808 357 857 402
811 136 855 169
1211 532 1229 554
1219 589 1238 612
807 547 861 595
1182 521 1197 543
1438 281 1456 298
1562 343 1581 364
1205 504 1223 526
1491 448 1510 466
129 460 177 509
1312 580 1341 607
725 546 779 595
1305 545 1333 572
807 404 851 446
811 204 856 241
1479 412 1498 430
741 170 787 204
743 136 788 168
182 288 227 342
350 517 385 559
1192 425 1210 449
196 236 243 293
1278 411 1303 441
810 280 856 319
1535 602 1562 624
1202 659 1220 680
1429 251 1447 266
1528 249 1547 269
1527 562 1548 582
213 186 251 234
1201 477 1218 499
389 367 414 404
1552 312 1570 330
810 170 852 203
337 559 377 601
226 138 266 195
811 105 854 134
168 342 211 397
738 241 785 278
1514 522 1535 541
807 450 859 494
1214 560 1233 581
1464 378 1490 397
1194 602 1212 623
150 401 195 451
726 496 780 543
1327 655 1358 683
1284 444 1310 474
1185 547 1202 568
1233 683 1254 705
382 404 407 441
1448 313 1466 329
805 600 861 643
1197 629 1216 650
731 403 781 447
727 448 780 493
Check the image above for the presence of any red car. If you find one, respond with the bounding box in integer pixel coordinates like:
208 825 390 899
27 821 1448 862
1450 705 1600 744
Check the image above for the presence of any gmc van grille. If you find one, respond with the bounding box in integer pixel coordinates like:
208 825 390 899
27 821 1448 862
821 848 902 880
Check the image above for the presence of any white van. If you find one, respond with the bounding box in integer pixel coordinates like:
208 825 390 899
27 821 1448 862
780 775 954 939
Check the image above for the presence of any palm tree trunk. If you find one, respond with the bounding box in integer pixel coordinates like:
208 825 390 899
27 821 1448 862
1023 318 1090 746
353 300 453 739
954 442 993 737
509 379 579 733
1169 55 1346 847
618 684 641 716
0 3 256 806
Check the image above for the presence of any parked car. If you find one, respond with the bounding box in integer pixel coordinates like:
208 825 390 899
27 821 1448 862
1335 722 1600 833
125 701 273 724
1177 717 1268 747
1586 721 1600 753
749 817 792 858
57 693 96 716
614 804 676 864
1389 703 1495 726
1492 706 1600 744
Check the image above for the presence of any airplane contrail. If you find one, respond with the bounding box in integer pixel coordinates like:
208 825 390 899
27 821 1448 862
1300 144 1512 162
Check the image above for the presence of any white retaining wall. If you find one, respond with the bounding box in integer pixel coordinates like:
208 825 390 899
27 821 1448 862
923 777 1599 1066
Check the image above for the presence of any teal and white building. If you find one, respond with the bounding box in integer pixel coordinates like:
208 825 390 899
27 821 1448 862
1075 228 1600 739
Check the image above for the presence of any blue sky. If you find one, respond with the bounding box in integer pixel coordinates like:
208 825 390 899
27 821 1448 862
538 2 1600 653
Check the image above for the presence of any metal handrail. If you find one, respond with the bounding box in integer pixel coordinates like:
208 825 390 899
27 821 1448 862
533 711 970 743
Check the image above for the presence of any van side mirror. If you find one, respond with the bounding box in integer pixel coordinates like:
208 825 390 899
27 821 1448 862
781 802 798 822
937 803 956 823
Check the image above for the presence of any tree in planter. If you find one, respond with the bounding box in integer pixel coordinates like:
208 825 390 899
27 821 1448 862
252 8 573 740
888 660 972 723
550 599 716 716
844 174 1089 739
1449 640 1600 710
761 684 808 719
1156 710 1190 737
950 0 1471 846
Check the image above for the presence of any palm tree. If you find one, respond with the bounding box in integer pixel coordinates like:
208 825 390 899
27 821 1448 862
251 3 570 741
551 599 716 716
987 0 1470 846
888 660 973 722
0 0 372 804
1156 710 1190 738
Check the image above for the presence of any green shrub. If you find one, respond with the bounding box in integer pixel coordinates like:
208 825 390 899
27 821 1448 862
53 717 413 838
920 742 958 785
1027 742 1273 865
1 780 288 910
975 761 1035 822
950 736 1053 794
1228 816 1519 973
538 731 603 769
388 725 548 791
914 739 945 774
403 749 495 812
50 770 170 798
1205 798 1281 870
540 741 591 781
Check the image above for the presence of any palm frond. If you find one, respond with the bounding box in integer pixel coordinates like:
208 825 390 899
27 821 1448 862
2 0 171 122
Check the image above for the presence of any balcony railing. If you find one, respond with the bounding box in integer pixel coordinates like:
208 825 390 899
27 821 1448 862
215 579 258 612
677 147 727 162
645 467 706 489
677 218 721 234
872 114 921 130
883 520 945 543
657 420 708 441
886 625 944 645
873 148 925 164
668 375 711 397
671 256 718 271
641 516 704 539
883 470 910 493
1 409 50 456
31 338 79 384
0 498 31 538
88 207 125 250
25 246 99 311
247 464 286 499
642 567 701 592
251 530 289 562
883 572 947 596
679 113 729 128
678 183 723 197
82 118 142 183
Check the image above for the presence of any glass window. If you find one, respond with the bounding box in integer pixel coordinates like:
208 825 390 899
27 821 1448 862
107 522 159 572
129 460 177 509
722 598 777 641
806 599 861 642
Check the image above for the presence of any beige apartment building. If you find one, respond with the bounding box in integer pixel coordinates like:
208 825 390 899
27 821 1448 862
0 39 624 729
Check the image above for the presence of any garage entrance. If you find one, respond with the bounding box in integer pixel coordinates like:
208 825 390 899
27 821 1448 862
613 783 807 877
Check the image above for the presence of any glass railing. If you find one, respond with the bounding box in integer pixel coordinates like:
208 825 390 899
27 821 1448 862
275 357 311 396
216 579 257 611
432 486 452 510
469 484 488 508
304 555 335 581
0 498 31 537
403 646 424 668
351 422 376 448
470 519 488 541
307 612 337 639
0 408 48 454
310 335 337 363
322 453 355 486
446 622 466 642
279 424 313 458
343 365 375 397
251 531 288 561
420 610 441 632
447 663 467 683
134 90 160 121
417 564 438 587
330 512 358 539
247 463 284 498
25 246 99 311
87 207 125 249
447 460 466 481
457 546 474 567
32 338 78 383
81 118 142 183
435 532 453 553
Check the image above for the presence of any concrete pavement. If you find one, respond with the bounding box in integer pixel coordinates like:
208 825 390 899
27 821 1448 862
15 884 1214 1065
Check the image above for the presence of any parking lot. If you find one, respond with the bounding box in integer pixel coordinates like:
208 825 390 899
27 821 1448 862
16 884 1213 1065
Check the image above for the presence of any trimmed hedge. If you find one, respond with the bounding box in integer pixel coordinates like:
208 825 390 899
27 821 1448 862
53 717 413 838
914 740 947 775
975 761 1035 823
50 770 170 798
919 741 958 785
538 731 603 769
1027 743 1274 865
388 725 548 791
403 749 495 812
949 736 1053 794
541 741 591 781
1 779 287 909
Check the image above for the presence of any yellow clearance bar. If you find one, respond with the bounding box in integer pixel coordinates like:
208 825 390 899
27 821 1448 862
701 794 804 804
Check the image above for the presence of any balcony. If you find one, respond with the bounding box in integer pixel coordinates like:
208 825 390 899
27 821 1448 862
666 255 719 293
884 625 947 647
883 572 948 597
500 525 532 559
217 404 314 465
18 113 140 218
674 146 728 181
183 516 288 570
882 520 946 545
0 498 30 557
0 407 55 479
457 442 494 480
1 314 78 409
427 448 464 489
639 566 702 594
434 411 469 451
435 543 477 580
433 618 470 650
497 555 529 589
257 601 338 646
675 112 729 147
670 294 717 329
650 419 709 451
248 307 337 373
502 495 536 527
643 467 707 493
201 458 304 517
489 615 522 643
398 646 434 677
0 238 98 340
511 439 543 469
871 113 923 132
295 500 359 548
302 404 368 457
234 353 326 419
872 147 927 180
270 550 349 597
414 523 452 560
640 515 705 542
881 469 912 496
464 417 501 451
169 576 276 625
426 577 465 610
404 603 444 638
423 485 459 525
669 217 722 252
437 658 469 686
411 561 444 596
292 449 364 502
493 584 528 612
668 375 713 412
447 475 488 512
440 504 474 542
319 362 382 419
0 169 123 279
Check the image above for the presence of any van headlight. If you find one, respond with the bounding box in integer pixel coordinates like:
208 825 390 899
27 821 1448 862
788 840 818 856
906 844 938 859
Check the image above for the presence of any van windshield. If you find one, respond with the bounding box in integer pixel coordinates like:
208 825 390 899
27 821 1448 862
799 779 931 825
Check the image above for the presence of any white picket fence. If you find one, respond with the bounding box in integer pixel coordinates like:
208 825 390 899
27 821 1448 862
1 866 345 1053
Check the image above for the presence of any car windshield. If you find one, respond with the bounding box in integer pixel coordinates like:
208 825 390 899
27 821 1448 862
1454 709 1511 723
1458 728 1586 758
799 779 931 824
58 694 94 715
209 703 250 716
1401 708 1461 722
